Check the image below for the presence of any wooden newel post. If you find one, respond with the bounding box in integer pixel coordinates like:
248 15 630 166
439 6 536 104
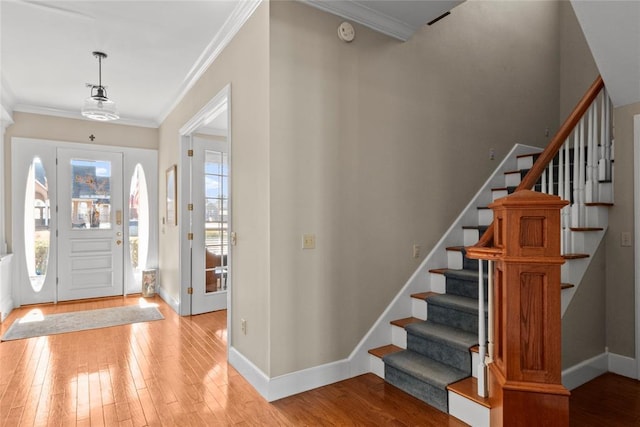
474 190 570 426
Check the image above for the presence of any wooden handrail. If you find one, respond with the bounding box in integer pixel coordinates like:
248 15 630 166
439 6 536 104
474 75 604 248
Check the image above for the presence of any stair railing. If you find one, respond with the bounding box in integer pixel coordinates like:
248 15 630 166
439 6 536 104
469 75 612 398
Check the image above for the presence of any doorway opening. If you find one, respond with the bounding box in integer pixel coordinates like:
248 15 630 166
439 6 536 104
178 84 232 319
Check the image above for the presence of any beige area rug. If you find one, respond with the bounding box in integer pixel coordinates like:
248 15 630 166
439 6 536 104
1 305 164 341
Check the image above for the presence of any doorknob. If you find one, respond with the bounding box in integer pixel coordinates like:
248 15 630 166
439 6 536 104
116 240 122 246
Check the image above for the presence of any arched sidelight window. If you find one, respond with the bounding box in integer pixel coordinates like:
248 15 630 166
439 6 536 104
24 157 50 292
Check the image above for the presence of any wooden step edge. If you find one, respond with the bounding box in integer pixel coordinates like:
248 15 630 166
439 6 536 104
504 169 524 175
477 206 490 210
585 202 614 207
563 253 590 260
570 227 604 232
428 268 447 276
368 344 403 359
446 246 464 252
561 283 575 290
410 291 441 300
491 187 508 191
390 317 422 328
470 345 479 354
516 152 541 158
447 377 492 409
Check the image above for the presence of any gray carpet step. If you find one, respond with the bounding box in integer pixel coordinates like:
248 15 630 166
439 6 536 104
405 320 477 372
427 294 488 334
443 268 488 299
383 350 468 413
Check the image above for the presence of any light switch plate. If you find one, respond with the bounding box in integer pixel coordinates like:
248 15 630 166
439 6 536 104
302 233 316 249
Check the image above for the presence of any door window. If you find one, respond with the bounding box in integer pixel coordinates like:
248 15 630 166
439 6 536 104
70 159 112 229
204 150 228 293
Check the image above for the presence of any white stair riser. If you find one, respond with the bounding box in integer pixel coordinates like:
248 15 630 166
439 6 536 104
447 251 463 270
517 155 535 170
598 181 613 203
464 229 479 246
477 209 493 226
370 355 385 379
492 189 509 201
430 273 446 294
412 298 427 320
585 206 609 227
448 392 490 427
505 172 522 187
571 230 604 254
391 324 407 348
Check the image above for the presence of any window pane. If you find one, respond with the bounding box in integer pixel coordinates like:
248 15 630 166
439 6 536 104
71 159 112 229
24 157 50 292
129 164 149 271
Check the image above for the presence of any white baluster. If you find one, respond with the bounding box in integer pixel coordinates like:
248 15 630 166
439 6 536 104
558 146 565 253
605 89 612 182
477 259 487 398
586 104 595 203
572 131 580 229
548 156 554 196
563 140 571 253
578 117 586 227
541 169 547 194
487 260 494 363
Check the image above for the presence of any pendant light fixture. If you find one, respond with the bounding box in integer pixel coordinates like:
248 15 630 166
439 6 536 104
81 51 119 121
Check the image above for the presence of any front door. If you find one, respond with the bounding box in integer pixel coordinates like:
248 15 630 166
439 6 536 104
57 148 124 301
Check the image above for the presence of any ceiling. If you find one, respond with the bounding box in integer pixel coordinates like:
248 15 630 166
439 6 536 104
1 0 258 127
571 0 640 108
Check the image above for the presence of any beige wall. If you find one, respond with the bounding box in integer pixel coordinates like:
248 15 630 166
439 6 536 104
158 3 270 372
558 1 607 367
606 102 639 357
3 112 158 251
268 0 561 376
559 2 600 121
562 241 607 369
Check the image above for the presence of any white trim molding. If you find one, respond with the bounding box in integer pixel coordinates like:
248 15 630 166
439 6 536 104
12 104 158 129
157 1 261 123
562 352 608 390
634 114 640 380
608 352 637 379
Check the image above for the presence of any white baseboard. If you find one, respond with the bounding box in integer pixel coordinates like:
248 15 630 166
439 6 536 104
228 346 352 402
157 286 180 314
608 352 637 379
562 352 608 390
562 351 638 391
0 297 14 323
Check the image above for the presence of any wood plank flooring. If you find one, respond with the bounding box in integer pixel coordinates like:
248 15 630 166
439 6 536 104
0 296 465 426
2 296 639 426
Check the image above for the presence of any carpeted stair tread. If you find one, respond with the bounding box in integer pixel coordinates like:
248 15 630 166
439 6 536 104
428 294 488 316
443 268 487 281
383 350 468 390
405 320 478 352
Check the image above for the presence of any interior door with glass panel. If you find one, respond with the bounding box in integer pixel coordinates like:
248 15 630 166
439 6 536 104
57 148 124 301
191 137 229 314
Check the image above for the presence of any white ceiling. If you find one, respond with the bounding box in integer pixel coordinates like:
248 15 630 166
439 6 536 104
1 0 258 127
305 0 464 41
571 0 640 108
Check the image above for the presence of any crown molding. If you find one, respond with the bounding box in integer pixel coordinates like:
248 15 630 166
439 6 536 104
12 104 159 128
157 0 262 125
1 76 16 116
304 0 415 41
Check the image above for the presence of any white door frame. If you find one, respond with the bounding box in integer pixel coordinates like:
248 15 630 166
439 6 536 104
178 84 232 324
11 137 158 306
634 113 640 379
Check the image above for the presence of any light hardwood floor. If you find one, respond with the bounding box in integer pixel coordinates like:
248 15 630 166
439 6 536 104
0 296 465 426
2 296 638 426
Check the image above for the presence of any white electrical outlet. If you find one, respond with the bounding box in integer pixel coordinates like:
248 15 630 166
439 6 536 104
621 232 632 247
241 319 247 335
413 244 421 259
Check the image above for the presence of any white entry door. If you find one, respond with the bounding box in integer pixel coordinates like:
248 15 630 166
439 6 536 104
190 137 229 314
57 148 124 301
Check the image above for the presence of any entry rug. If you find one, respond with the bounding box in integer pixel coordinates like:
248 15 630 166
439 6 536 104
1 305 164 341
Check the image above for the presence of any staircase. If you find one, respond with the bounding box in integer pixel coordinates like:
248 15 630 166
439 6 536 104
358 75 613 427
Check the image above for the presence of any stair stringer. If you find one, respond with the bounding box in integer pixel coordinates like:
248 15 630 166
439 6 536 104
347 143 543 378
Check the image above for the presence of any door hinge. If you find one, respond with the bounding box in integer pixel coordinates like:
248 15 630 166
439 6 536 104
187 203 193 211
187 149 194 157
187 287 193 295
187 232 194 241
